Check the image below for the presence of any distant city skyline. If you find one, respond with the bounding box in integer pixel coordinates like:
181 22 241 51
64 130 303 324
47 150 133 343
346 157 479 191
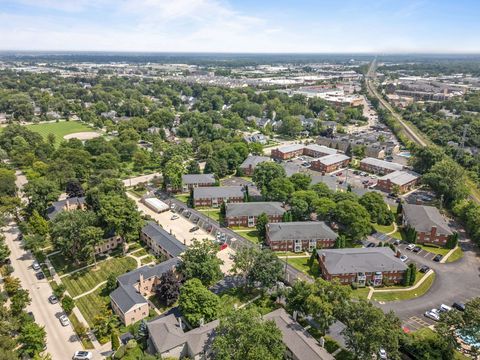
0 0 479 53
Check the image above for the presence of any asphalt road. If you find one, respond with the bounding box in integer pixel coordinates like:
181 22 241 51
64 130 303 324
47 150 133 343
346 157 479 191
3 221 82 359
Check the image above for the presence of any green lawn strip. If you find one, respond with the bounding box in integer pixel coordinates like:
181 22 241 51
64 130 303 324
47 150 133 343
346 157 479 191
390 230 403 240
25 121 96 144
218 287 261 310
197 208 221 222
233 229 260 244
372 272 435 302
131 248 148 258
68 312 95 349
286 257 320 278
324 336 341 354
350 287 371 300
372 223 395 234
416 244 451 257
174 194 189 203
446 247 464 263
48 252 86 275
141 255 156 266
62 257 137 298
75 287 111 327
275 251 305 257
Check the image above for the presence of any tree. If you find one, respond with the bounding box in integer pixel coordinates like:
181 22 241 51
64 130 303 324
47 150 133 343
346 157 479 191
404 226 417 244
105 273 118 294
411 146 445 174
212 307 285 360
359 192 394 225
279 116 302 138
27 210 50 237
247 249 283 290
286 281 312 315
93 308 118 340
446 232 459 249
334 235 347 249
156 270 181 307
265 177 294 202
186 160 201 174
178 279 219 327
0 168 16 197
11 289 31 313
333 200 372 240
3 276 21 296
178 240 223 287
313 197 336 221
252 162 285 193
0 234 11 264
24 178 60 215
162 156 185 191
53 283 66 300
97 194 142 241
18 321 46 358
111 329 120 351
62 295 75 314
256 213 269 242
408 263 416 286
289 197 309 220
231 246 261 290
423 159 468 205
403 266 412 286
65 179 85 198
290 173 311 191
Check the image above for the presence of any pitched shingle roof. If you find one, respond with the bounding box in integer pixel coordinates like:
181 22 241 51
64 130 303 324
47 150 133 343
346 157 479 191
402 204 452 235
193 186 244 200
117 257 180 287
304 144 337 156
142 221 186 258
379 170 420 186
239 155 271 169
110 284 148 314
182 173 216 185
226 202 285 218
276 144 305 153
315 153 350 166
360 157 403 172
267 221 338 241
46 196 86 220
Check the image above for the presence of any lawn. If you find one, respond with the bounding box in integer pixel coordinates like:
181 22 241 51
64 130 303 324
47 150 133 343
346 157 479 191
372 223 395 234
218 287 260 312
68 312 95 349
174 194 190 203
25 121 96 145
372 272 435 302
62 256 137 298
49 252 85 275
286 256 320 278
390 230 403 240
131 248 148 258
351 287 371 300
141 255 156 266
75 286 111 327
234 229 260 244
446 246 464 263
197 208 221 222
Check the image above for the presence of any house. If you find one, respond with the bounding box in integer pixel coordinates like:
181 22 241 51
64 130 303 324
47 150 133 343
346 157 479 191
239 155 271 176
225 202 285 228
359 157 403 175
303 144 337 158
46 196 86 220
244 133 267 144
147 308 334 360
317 247 407 286
376 170 420 194
271 144 305 160
266 221 338 252
402 204 453 246
181 174 216 193
193 186 244 208
110 258 180 326
141 221 186 259
94 235 124 255
310 154 350 174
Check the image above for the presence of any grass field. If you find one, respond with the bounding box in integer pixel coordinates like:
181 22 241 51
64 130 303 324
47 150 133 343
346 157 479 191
75 287 111 327
372 272 435 302
372 223 395 234
174 194 190 203
351 287 371 300
233 229 260 244
62 256 137 298
49 252 86 276
130 248 148 258
446 246 464 263
25 121 96 144
286 256 320 278
197 208 221 222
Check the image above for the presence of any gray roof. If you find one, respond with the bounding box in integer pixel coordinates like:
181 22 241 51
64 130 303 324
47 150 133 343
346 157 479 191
276 144 304 153
226 202 285 218
193 186 244 200
360 157 403 172
110 284 148 314
379 170 420 186
264 308 334 360
239 155 271 169
182 173 216 185
318 247 408 274
117 257 180 287
315 153 350 166
267 221 338 241
46 196 86 220
142 221 186 257
282 162 304 177
304 144 337 156
403 204 452 235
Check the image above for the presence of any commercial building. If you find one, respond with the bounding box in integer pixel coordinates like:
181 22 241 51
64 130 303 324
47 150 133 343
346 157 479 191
193 186 244 207
181 174 216 192
317 248 407 286
266 221 338 252
402 204 453 246
359 157 404 175
225 202 285 228
141 221 186 259
376 170 420 194
271 144 305 160
239 155 271 176
310 154 350 174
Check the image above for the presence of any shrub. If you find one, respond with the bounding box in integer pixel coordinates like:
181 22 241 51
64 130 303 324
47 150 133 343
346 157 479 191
351 282 358 290
114 345 126 359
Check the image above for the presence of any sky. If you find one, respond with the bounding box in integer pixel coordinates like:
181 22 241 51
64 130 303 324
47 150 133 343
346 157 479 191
0 0 479 53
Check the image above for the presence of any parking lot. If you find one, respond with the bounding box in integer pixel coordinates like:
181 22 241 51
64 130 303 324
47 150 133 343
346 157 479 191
371 233 440 262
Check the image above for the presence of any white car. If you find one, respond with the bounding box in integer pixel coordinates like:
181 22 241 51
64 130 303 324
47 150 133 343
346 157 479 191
170 215 179 220
399 255 408 262
72 351 93 360
439 304 452 313
59 314 70 326
379 348 388 360
406 244 415 251
32 261 41 271
424 309 440 321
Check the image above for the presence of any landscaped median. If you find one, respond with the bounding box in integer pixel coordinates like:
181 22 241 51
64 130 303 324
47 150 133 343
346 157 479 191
371 271 436 302
445 246 464 263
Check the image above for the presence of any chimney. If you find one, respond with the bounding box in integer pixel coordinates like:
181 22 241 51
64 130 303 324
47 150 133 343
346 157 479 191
293 310 298 321
396 250 401 258
319 253 326 263
199 317 204 327
178 317 183 330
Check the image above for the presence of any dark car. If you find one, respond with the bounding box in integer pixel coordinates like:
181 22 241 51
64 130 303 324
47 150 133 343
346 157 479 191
413 246 421 253
452 302 466 311
189 226 199 233
419 265 430 273
366 242 376 248
433 254 443 262
36 271 45 280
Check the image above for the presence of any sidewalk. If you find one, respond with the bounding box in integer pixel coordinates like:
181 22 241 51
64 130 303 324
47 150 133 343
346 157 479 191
367 270 434 299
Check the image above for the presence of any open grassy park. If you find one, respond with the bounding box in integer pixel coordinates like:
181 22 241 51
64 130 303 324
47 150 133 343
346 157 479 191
24 121 97 144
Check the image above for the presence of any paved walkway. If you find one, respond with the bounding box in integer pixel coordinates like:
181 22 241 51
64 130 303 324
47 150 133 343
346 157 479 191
73 280 108 300
440 246 458 263
372 270 434 294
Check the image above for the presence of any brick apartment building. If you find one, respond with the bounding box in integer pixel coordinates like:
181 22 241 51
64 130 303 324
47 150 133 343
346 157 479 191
317 248 407 287
266 221 338 252
310 154 350 174
181 173 216 193
303 144 337 158
239 155 271 176
402 204 453 246
271 144 305 160
225 202 285 228
359 157 403 175
376 170 420 194
141 221 186 259
193 186 244 207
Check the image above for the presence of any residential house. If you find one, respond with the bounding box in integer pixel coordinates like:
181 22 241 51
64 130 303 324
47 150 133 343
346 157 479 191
317 247 407 286
141 221 186 259
110 258 180 326
46 196 86 220
193 186 244 208
402 204 453 246
244 133 267 144
266 221 338 252
271 144 305 160
239 155 271 176
181 174 216 193
225 202 285 228
376 170 420 194
94 235 124 255
359 157 403 175
310 154 350 174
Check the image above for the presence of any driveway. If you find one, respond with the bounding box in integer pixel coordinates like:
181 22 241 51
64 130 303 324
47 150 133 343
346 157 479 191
122 173 161 187
3 221 82 359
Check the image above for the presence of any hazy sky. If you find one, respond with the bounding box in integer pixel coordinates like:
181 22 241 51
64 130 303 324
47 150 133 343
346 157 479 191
0 0 478 53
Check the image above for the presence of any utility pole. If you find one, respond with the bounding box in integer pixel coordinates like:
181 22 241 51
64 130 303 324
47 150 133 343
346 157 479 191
461 124 469 149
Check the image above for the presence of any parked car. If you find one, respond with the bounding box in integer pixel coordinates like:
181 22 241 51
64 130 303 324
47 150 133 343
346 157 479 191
36 271 45 280
424 309 440 321
413 246 421 253
48 295 58 304
433 254 443 262
387 193 397 199
419 265 430 273
452 302 466 311
406 244 415 251
32 261 41 271
360 172 367 176
59 314 70 326
379 348 388 360
366 242 376 248
72 351 93 360
189 226 199 233
439 304 452 313
170 215 179 220
400 255 408 262
393 240 401 246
